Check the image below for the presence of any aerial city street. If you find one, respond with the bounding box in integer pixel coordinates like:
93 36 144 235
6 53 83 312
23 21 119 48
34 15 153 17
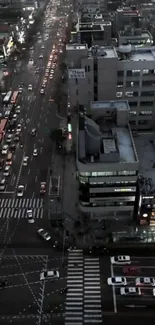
1 0 155 324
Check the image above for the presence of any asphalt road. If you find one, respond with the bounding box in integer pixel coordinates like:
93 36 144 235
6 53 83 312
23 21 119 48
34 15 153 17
0 0 72 324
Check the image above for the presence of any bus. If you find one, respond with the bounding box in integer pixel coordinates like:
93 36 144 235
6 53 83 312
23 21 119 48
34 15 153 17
11 91 19 104
3 91 12 105
0 119 7 143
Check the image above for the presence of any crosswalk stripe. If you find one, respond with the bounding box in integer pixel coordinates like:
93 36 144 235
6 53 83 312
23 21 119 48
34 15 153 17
0 199 44 219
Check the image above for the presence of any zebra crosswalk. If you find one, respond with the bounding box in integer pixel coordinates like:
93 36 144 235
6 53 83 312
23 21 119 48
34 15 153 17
65 249 103 325
0 198 44 219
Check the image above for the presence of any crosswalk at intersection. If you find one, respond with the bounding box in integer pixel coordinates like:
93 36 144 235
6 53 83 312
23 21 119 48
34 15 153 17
0 198 44 219
65 249 102 325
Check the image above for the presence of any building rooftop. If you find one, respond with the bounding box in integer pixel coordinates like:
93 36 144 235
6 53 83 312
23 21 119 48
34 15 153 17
134 134 155 188
131 48 155 61
78 100 138 164
88 46 117 58
119 30 152 38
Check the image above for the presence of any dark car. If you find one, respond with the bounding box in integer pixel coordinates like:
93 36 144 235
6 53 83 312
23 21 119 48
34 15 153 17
0 159 4 170
10 144 16 152
123 266 140 275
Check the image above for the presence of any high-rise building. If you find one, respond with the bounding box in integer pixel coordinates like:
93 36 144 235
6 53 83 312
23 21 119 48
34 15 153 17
67 44 155 130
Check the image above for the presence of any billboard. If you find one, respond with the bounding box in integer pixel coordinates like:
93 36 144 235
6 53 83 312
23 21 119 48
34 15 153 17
68 69 85 79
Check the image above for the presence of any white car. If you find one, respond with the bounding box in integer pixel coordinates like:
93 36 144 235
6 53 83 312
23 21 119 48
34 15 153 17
16 124 22 132
16 106 21 114
107 277 127 286
37 228 51 241
28 84 32 91
49 75 53 79
27 209 34 223
3 166 10 177
23 157 28 166
19 87 23 93
17 185 24 197
135 277 155 287
41 45 45 49
110 256 131 265
120 287 141 296
39 54 43 59
153 288 155 296
4 110 10 118
13 114 17 121
6 134 12 144
40 89 45 94
0 178 6 191
33 149 38 156
2 145 8 155
40 270 59 280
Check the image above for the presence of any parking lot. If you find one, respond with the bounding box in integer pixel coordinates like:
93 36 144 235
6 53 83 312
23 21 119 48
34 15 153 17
0 254 66 323
101 256 155 315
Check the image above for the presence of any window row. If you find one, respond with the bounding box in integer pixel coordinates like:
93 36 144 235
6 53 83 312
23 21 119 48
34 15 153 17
79 171 137 177
129 111 152 116
117 69 155 77
116 91 155 98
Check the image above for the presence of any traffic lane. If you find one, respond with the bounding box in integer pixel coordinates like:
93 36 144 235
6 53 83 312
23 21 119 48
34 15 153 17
131 256 155 267
100 257 114 311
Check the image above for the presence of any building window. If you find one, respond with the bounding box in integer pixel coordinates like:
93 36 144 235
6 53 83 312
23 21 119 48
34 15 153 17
88 66 90 72
143 69 149 75
138 120 149 125
130 120 136 125
139 111 152 116
85 66 87 72
126 81 139 87
117 82 123 88
140 101 153 107
117 70 124 77
76 89 79 96
85 66 90 72
141 91 154 97
75 78 78 84
142 80 155 87
127 70 132 76
129 101 137 107
132 70 140 75
129 111 137 116
125 91 133 97
116 92 123 98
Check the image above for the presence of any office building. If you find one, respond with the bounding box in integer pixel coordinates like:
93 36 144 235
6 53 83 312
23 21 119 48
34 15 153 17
77 100 139 221
118 28 153 48
67 44 155 130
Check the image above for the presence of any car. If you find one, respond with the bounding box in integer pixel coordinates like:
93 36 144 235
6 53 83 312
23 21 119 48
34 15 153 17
2 145 8 155
28 84 32 91
0 178 6 191
110 256 131 265
41 45 45 49
33 148 38 156
10 144 16 152
45 73 49 77
4 110 10 118
16 106 21 114
40 270 59 280
0 159 4 170
27 209 34 223
16 124 22 132
107 277 127 286
135 277 155 287
45 69 50 73
31 128 36 136
17 185 24 197
40 182 46 194
6 134 12 144
3 166 10 177
14 56 17 61
29 58 34 64
49 75 53 79
14 133 20 142
153 288 155 296
23 156 28 166
35 69 40 74
37 228 51 241
12 114 17 121
40 88 45 94
19 87 23 93
123 266 140 275
120 287 141 296
39 54 43 59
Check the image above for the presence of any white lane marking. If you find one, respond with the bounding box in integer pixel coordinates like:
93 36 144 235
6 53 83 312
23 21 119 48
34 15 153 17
110 260 117 313
35 176 38 183
10 174 16 186
28 169 30 175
